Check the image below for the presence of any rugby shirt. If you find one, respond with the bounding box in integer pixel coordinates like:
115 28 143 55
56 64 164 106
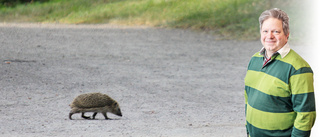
244 46 316 137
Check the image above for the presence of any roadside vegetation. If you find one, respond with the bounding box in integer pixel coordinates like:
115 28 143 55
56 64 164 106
0 0 309 40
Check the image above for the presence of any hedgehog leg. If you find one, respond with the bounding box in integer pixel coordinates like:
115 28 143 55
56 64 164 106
102 112 110 120
69 110 77 120
81 112 91 119
69 112 74 120
92 112 98 119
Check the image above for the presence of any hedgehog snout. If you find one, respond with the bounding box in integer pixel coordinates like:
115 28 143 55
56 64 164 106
117 108 122 117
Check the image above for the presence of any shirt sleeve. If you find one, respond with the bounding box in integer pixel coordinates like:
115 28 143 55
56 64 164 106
290 68 316 137
245 89 249 134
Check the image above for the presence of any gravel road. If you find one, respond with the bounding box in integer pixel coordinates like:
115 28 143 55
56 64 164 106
0 23 318 137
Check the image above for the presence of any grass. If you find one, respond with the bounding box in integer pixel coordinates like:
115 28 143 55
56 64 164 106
0 0 309 40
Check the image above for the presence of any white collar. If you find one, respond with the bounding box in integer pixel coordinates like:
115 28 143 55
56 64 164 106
259 43 291 58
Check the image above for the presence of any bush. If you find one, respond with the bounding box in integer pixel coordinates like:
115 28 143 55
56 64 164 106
0 0 49 7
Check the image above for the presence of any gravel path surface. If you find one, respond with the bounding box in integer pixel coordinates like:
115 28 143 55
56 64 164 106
0 23 318 137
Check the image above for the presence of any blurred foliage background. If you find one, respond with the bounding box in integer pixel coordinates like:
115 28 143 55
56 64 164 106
0 0 312 40
0 0 48 7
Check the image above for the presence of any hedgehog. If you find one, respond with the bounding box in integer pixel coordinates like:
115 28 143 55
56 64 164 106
69 92 122 120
